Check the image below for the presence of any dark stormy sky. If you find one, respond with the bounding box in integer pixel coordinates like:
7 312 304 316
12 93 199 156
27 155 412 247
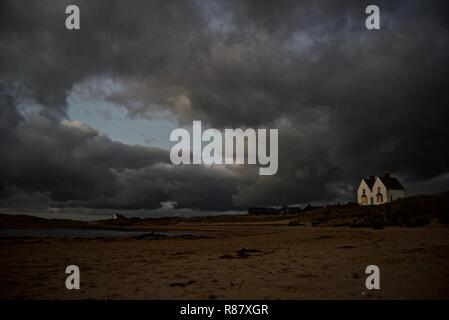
1 0 448 218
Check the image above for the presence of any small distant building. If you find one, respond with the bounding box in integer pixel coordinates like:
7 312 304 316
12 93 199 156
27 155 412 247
357 172 406 205
248 207 280 215
112 213 125 220
248 205 308 215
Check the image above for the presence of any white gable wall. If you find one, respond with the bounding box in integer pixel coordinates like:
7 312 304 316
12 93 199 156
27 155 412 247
357 180 373 205
372 178 388 205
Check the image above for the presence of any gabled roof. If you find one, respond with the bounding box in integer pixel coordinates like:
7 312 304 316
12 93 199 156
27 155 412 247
362 177 376 190
378 176 404 190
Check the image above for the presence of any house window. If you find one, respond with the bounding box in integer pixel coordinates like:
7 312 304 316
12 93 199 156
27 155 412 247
361 189 368 204
376 187 383 203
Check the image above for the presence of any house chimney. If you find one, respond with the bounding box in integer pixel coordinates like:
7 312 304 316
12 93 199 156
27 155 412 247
384 171 391 178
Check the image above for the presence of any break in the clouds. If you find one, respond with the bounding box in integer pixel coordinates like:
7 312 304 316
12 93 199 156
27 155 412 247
0 0 448 214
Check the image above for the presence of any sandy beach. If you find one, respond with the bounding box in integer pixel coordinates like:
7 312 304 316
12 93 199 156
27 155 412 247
1 222 448 300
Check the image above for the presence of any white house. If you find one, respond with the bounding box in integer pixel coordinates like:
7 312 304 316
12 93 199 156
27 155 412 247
357 172 405 205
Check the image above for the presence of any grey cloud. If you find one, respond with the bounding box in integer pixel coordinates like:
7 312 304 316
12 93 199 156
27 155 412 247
0 90 238 210
1 0 448 213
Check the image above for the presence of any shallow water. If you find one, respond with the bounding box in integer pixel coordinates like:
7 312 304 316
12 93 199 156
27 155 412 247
0 228 195 238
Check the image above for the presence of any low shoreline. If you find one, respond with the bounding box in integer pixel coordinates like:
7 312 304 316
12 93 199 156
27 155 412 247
1 223 448 299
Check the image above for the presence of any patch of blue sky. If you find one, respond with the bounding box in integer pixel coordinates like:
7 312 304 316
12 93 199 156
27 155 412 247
67 94 176 150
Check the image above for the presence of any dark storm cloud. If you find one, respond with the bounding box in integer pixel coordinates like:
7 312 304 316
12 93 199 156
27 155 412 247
0 0 207 116
1 0 448 211
0 90 238 210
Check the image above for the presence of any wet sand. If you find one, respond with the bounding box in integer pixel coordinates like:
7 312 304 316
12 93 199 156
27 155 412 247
1 223 448 299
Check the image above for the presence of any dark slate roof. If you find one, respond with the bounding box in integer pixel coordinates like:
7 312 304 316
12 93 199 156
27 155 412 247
363 177 376 189
378 176 404 190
